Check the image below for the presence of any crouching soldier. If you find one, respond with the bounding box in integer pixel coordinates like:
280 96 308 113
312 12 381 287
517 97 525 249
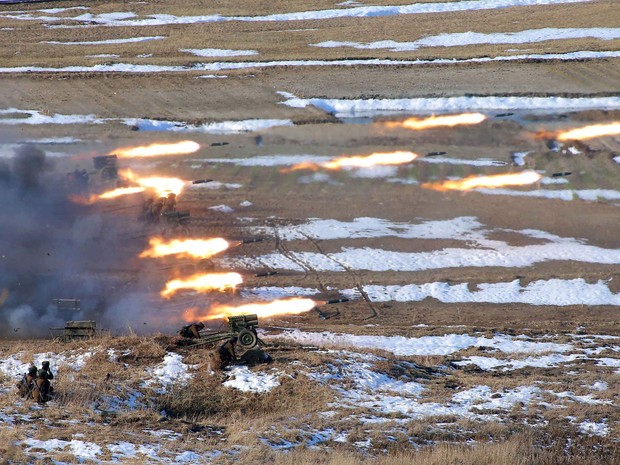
32 369 52 404
41 360 54 381
16 365 37 398
179 322 205 339
208 337 237 372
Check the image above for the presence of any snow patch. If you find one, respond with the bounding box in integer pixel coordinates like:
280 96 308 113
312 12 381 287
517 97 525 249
123 117 293 134
209 204 234 213
312 28 620 52
44 36 165 45
280 92 620 118
223 366 280 393
2 0 592 27
181 48 258 57
270 330 571 356
343 278 620 306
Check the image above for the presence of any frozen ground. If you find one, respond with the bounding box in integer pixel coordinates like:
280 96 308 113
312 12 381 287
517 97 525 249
1 329 618 462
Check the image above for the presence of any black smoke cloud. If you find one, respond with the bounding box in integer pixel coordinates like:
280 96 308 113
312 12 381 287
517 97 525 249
0 145 159 337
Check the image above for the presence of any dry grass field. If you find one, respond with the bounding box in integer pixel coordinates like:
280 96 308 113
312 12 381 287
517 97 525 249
1 0 620 463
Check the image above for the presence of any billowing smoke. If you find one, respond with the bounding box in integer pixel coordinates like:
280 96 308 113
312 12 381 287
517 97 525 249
0 145 157 337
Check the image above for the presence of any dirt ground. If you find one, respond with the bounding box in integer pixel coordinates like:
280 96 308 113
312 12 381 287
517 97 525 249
1 0 619 334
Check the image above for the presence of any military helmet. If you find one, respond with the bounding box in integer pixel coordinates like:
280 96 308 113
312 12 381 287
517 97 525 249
28 365 37 375
37 369 46 378
42 360 50 368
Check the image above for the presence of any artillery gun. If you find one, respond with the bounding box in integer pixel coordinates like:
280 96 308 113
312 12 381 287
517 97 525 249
92 155 118 182
48 299 110 341
185 314 264 350
162 210 191 236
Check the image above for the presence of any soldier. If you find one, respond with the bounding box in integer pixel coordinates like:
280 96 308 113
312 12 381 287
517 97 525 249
148 197 165 224
161 193 177 215
32 369 51 404
41 361 54 381
16 365 37 398
141 197 154 222
179 322 205 339
208 337 237 372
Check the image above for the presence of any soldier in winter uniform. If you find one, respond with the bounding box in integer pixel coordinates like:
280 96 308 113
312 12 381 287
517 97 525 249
208 337 237 372
16 365 37 398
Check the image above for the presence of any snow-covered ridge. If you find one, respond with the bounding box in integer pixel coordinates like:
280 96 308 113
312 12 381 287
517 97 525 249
223 216 620 272
271 329 571 356
279 92 620 118
343 278 620 306
43 36 165 45
0 0 592 27
0 108 293 134
227 240 620 272
0 51 619 74
312 28 620 52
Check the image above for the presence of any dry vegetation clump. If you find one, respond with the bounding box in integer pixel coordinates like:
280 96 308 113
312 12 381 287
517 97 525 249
371 357 438 381
0 429 31 465
109 334 168 363
156 370 334 423
255 429 620 465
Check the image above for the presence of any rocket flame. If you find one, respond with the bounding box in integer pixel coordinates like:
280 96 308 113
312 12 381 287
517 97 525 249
556 122 620 141
384 113 487 130
161 272 243 298
70 186 146 204
183 297 321 321
72 169 190 204
283 151 418 172
120 169 187 197
140 237 232 259
422 170 542 191
110 140 200 158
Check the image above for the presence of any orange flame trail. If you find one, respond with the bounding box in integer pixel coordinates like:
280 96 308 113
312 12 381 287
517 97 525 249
283 151 418 172
183 297 321 321
422 170 542 192
120 169 187 197
140 237 231 259
384 113 487 130
556 122 620 141
111 140 200 158
161 272 243 298
70 186 146 204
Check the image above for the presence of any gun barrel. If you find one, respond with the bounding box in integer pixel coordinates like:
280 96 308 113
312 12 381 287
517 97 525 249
426 151 447 157
242 238 265 244
255 271 278 277
551 171 572 177
325 298 349 305
192 179 214 184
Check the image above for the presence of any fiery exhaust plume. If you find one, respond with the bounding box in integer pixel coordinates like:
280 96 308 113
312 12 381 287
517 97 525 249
161 272 243 298
385 113 487 130
183 297 321 321
556 122 620 141
120 169 187 197
140 237 231 259
422 170 542 191
70 186 146 204
111 140 200 158
72 169 190 204
283 151 418 172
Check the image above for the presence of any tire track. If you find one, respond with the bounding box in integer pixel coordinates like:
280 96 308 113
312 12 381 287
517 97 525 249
298 232 378 319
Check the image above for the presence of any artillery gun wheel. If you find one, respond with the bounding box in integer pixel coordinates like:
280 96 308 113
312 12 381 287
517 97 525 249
197 259 215 271
238 329 258 349
100 166 118 182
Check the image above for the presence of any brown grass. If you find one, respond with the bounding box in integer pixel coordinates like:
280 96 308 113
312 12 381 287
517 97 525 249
156 370 334 423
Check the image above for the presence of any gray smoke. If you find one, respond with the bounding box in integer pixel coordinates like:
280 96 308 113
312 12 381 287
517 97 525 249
0 145 157 337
